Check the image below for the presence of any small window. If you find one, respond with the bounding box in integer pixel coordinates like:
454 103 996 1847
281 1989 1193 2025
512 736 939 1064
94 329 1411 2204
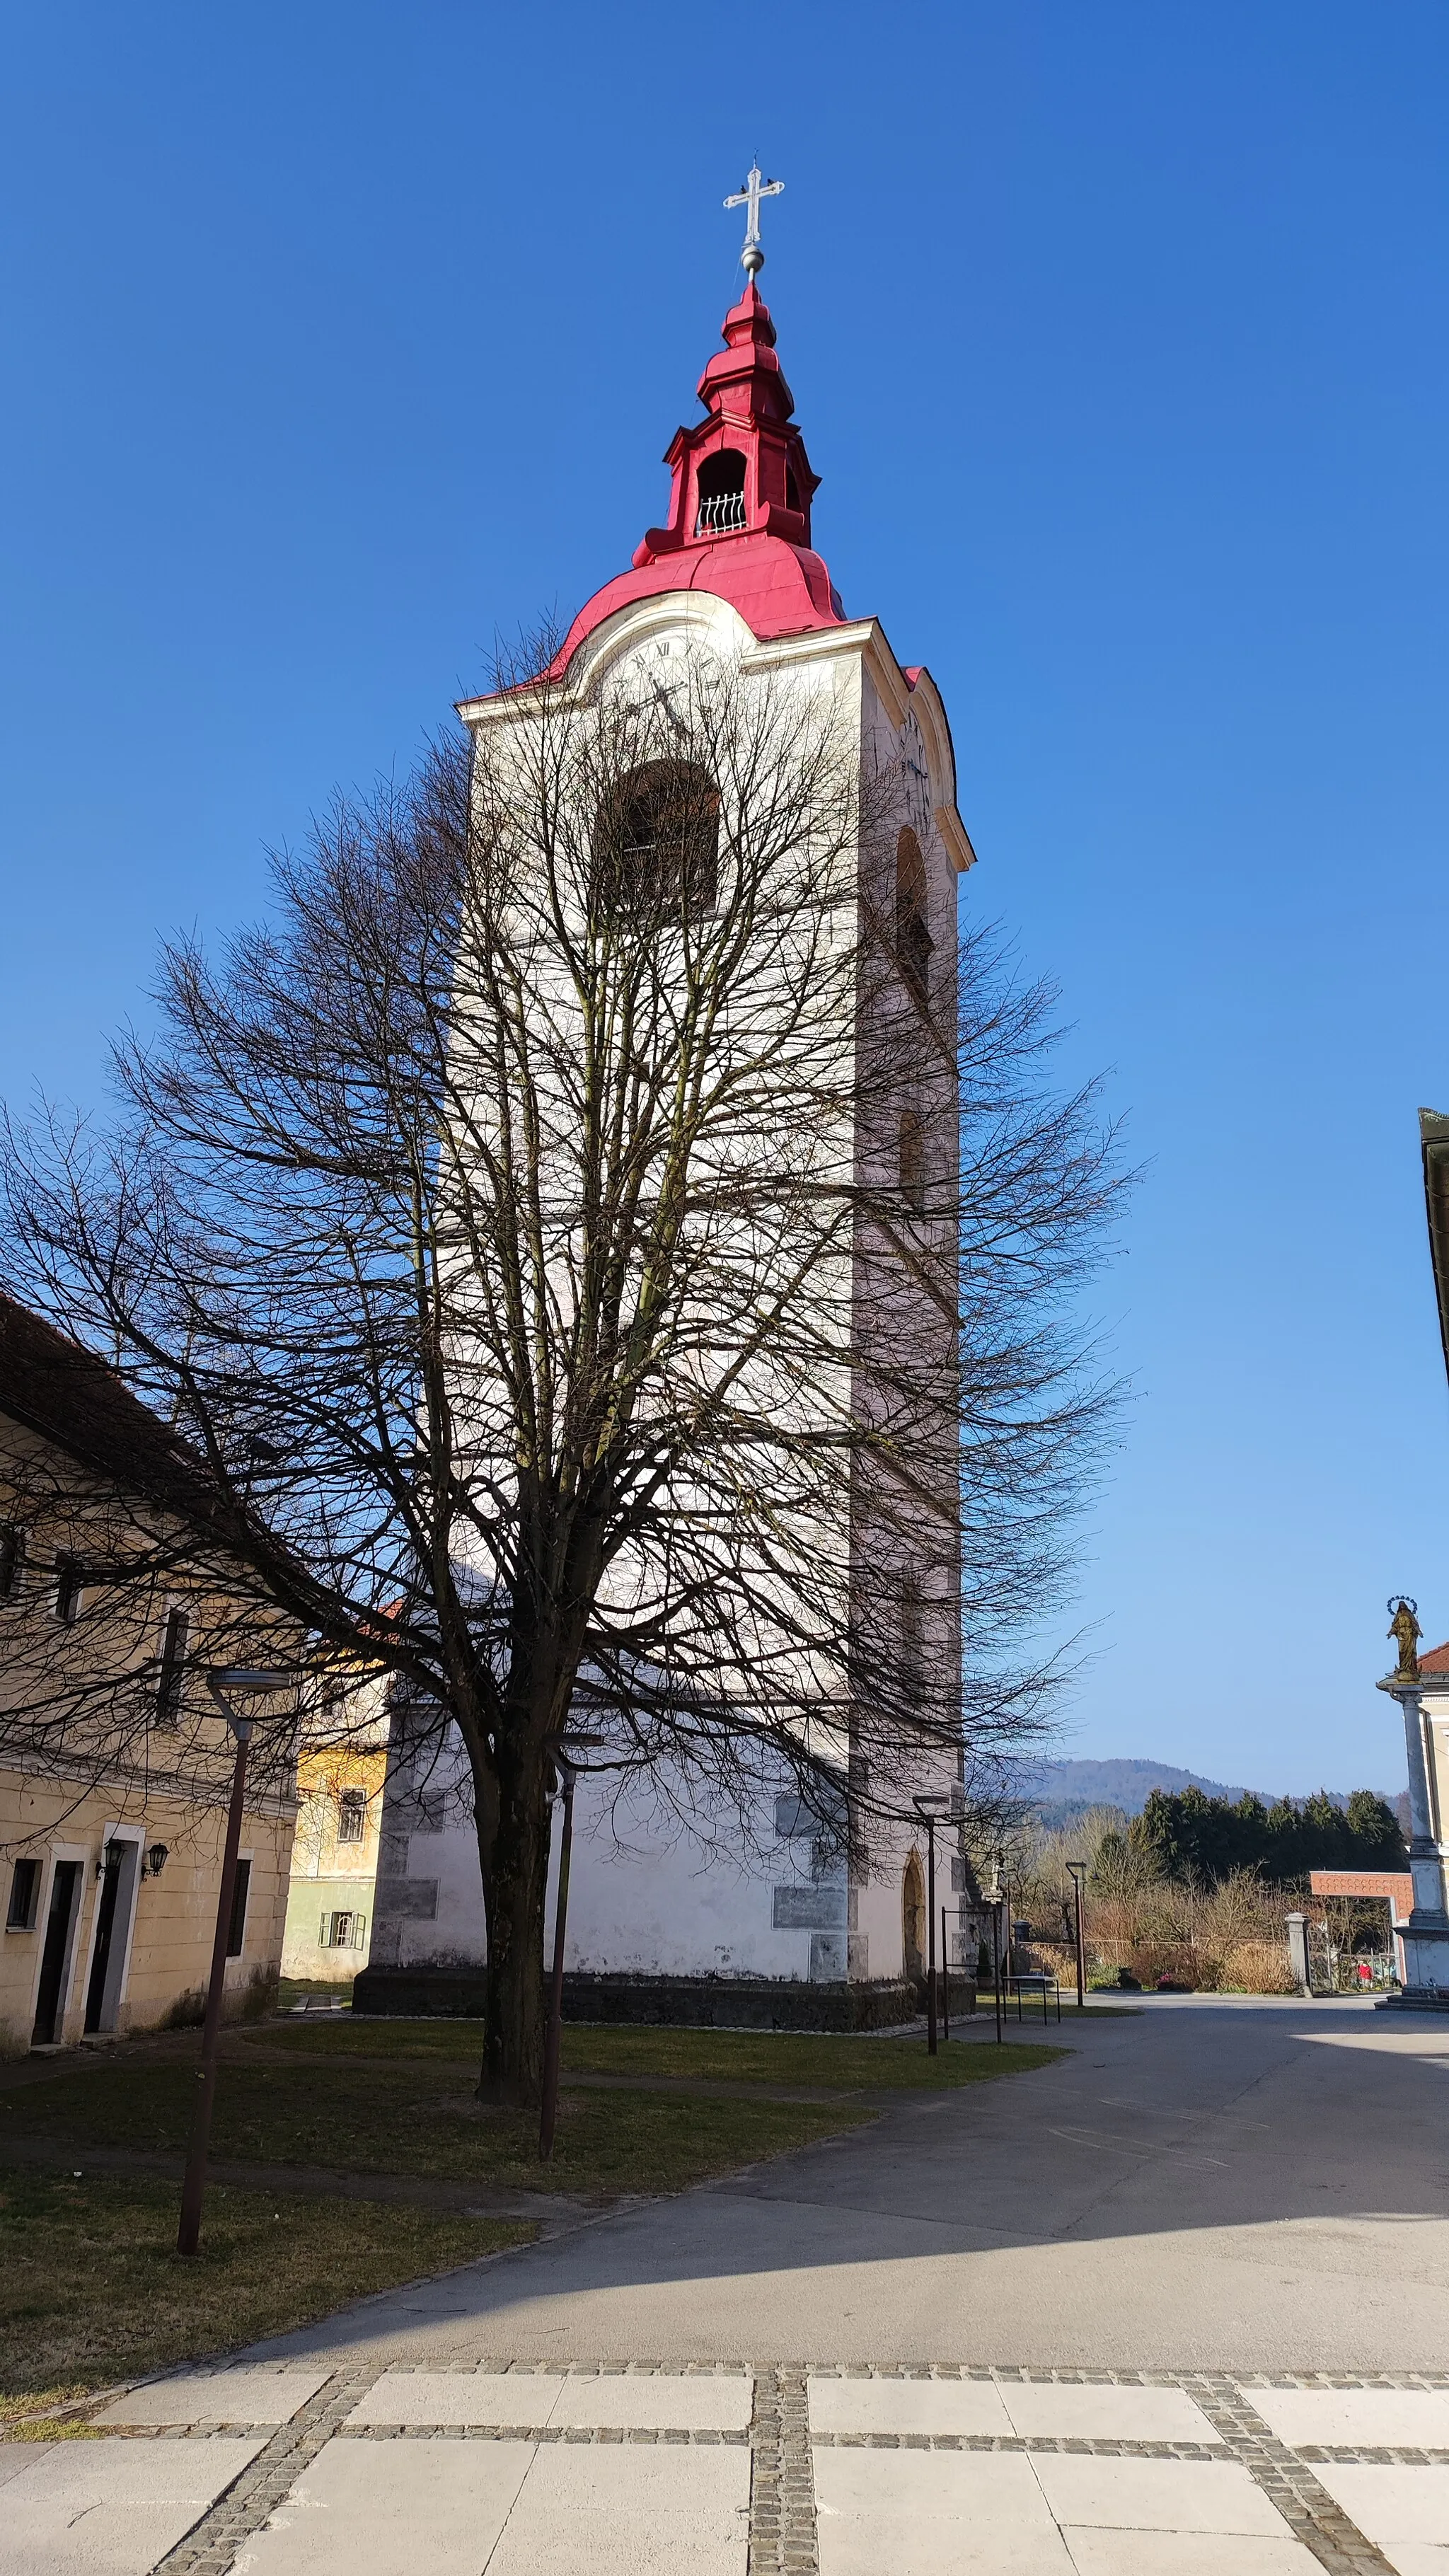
226 1856 251 1958
0 1525 23 1600
53 1555 83 1625
325 1907 365 1950
785 463 802 515
6 1858 40 1931
899 1108 925 1213
896 827 933 1000
337 1788 367 1844
155 1606 188 1729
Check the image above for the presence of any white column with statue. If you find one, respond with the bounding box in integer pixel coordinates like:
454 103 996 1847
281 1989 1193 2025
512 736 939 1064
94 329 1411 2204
1378 1598 1449 2001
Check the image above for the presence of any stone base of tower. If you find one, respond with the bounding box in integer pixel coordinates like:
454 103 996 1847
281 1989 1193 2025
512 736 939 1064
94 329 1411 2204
1373 1915 1449 2007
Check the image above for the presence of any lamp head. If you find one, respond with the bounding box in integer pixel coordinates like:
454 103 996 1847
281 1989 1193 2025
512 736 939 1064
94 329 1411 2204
207 1666 294 1740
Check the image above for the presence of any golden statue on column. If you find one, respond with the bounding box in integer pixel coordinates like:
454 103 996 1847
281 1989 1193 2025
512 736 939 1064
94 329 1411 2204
1388 1595 1422 1685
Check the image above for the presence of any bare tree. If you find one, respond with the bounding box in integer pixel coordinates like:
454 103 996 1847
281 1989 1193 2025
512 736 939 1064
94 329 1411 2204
1 650 1124 2100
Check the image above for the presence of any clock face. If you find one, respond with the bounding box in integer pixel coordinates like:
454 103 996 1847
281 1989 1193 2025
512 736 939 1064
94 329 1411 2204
618 633 715 736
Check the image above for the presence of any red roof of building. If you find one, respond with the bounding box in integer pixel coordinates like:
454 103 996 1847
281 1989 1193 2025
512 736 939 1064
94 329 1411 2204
1419 1641 1449 1675
0 1290 221 1526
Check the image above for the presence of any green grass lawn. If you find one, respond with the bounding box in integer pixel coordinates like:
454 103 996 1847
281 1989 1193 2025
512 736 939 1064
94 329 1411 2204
253 2016 1068 2093
0 2022 1068 2415
560 2026 1066 2090
0 2052 881 2195
0 2021 1064 2202
0 2166 529 2420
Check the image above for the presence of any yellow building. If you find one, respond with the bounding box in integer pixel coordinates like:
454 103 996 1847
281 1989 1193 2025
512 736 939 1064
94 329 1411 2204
0 1295 299 2055
281 1676 388 1987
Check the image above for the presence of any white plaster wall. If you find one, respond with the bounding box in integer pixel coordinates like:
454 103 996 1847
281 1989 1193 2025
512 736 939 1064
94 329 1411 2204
562 1770 826 1981
372 1717 974 1989
373 1722 870 1983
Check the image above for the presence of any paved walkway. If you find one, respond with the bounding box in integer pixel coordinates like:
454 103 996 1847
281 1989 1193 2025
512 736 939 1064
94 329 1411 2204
6 2358 1447 2572
7 1997 1449 2572
238 1994 1449 2378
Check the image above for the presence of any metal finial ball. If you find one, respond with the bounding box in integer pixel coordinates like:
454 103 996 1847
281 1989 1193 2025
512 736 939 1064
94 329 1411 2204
741 244 764 277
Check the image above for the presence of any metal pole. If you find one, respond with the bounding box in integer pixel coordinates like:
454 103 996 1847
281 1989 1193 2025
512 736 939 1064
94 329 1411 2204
925 1818 937 2056
177 1719 252 2258
539 1762 576 2161
1068 1861 1087 2010
992 1896 1003 2043
941 1905 950 2042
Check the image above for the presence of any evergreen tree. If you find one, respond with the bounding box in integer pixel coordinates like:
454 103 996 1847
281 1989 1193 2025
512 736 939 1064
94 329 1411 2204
1119 1782 1405 1885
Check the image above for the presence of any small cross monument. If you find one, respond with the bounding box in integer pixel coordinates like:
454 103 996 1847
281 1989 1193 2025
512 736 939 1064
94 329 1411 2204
724 163 783 279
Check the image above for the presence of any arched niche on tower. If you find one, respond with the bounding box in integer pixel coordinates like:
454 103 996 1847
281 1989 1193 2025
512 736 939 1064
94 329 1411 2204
896 826 933 1001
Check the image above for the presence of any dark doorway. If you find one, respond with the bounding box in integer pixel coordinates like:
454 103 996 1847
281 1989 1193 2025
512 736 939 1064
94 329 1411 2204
33 1860 82 2045
83 1839 139 2034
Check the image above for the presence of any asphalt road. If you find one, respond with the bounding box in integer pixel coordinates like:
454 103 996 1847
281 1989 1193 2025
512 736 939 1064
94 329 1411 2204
250 1996 1449 2377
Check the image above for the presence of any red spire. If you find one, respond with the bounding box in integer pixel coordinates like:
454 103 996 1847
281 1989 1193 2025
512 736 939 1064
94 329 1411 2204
548 287 845 678
633 280 819 565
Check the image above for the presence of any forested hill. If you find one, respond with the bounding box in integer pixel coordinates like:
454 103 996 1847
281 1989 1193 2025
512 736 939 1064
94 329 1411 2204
1022 1757 1248 1813
1022 1756 1403 1818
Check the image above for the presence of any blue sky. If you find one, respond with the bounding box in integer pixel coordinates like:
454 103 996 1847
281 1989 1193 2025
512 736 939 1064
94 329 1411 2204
3 5 1446 1795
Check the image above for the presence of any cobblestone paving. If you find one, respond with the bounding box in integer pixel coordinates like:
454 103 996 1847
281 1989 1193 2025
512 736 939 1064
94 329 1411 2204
6 2362 1448 2573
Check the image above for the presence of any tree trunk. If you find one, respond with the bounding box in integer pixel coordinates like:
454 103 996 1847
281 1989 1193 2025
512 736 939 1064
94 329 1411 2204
475 1748 551 2106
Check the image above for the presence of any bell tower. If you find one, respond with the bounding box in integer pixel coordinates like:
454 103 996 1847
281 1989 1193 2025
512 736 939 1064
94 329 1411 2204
449 196 979 1997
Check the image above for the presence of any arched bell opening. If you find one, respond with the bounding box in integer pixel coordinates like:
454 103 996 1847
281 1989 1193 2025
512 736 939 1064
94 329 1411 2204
896 826 933 1001
695 448 747 537
594 759 720 923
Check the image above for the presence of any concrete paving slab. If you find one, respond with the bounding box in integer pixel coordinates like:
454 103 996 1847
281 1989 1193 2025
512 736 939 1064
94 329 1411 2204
808 2374 1013 2437
999 2381 1223 2444
344 2368 752 2431
96 2365 330 2425
483 2442 749 2575
814 2449 1071 2575
1061 2534 1323 2574
0 2434 266 2576
1249 2386 1449 2454
347 2370 560 2427
1031 2454 1294 2536
1306 2461 1449 2570
547 2374 751 2430
238 2435 536 2574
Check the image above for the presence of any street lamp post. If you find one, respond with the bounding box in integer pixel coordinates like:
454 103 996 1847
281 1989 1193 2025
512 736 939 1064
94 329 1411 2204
913 1796 953 2056
979 1854 1005 2050
539 1757 577 2163
1066 1859 1087 2011
177 1668 291 2258
988 1849 1006 2045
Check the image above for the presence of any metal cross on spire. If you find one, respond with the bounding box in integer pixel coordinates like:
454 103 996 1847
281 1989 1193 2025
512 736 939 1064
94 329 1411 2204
724 162 783 279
